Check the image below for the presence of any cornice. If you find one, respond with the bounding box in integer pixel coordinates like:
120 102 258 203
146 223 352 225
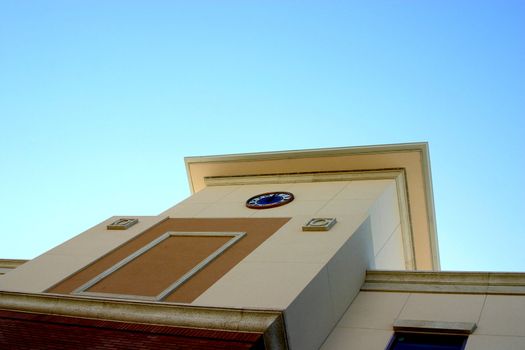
0 291 288 349
184 143 429 192
204 169 405 186
362 270 525 295
0 259 28 275
185 143 429 165
0 259 28 269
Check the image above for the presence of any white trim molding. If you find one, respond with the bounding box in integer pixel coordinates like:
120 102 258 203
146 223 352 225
393 319 477 335
363 270 525 295
0 259 27 275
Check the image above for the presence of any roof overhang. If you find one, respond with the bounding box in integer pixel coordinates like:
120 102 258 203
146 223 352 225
185 142 439 270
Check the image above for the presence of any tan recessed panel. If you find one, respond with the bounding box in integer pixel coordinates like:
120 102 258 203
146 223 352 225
47 218 290 303
87 235 232 297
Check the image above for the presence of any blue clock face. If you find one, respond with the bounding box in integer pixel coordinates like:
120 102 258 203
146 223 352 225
246 192 294 209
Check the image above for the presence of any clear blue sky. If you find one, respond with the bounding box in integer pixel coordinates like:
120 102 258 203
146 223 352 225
1 1 524 271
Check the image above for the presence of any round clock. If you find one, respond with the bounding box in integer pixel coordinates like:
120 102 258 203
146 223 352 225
246 191 294 209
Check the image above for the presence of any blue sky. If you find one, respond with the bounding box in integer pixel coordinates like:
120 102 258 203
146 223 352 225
1 1 524 271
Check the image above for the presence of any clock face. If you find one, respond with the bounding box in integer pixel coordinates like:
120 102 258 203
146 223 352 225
246 192 294 209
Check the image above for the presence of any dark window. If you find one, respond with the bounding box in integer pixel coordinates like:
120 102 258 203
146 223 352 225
387 332 468 350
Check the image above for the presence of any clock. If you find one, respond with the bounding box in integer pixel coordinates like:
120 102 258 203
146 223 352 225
246 191 294 209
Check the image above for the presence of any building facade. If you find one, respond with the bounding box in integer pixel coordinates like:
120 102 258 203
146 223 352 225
1 143 524 349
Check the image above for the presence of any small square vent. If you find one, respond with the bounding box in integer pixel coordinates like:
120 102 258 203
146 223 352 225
302 218 337 231
107 218 139 230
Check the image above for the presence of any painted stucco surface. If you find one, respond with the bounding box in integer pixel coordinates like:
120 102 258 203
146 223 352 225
321 291 525 350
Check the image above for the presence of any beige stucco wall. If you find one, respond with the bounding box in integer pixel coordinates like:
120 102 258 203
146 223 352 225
0 179 403 298
321 290 525 350
160 179 402 309
0 178 403 298
166 179 404 350
368 182 405 270
0 178 410 350
0 216 165 293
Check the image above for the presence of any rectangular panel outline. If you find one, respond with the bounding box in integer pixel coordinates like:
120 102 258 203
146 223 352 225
72 231 246 301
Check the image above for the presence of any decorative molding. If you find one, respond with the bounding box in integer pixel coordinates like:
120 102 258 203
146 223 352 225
394 171 417 270
0 260 28 276
393 319 477 335
363 270 525 295
419 145 441 271
186 142 430 165
0 259 27 270
204 169 404 186
0 291 288 349
73 232 246 301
